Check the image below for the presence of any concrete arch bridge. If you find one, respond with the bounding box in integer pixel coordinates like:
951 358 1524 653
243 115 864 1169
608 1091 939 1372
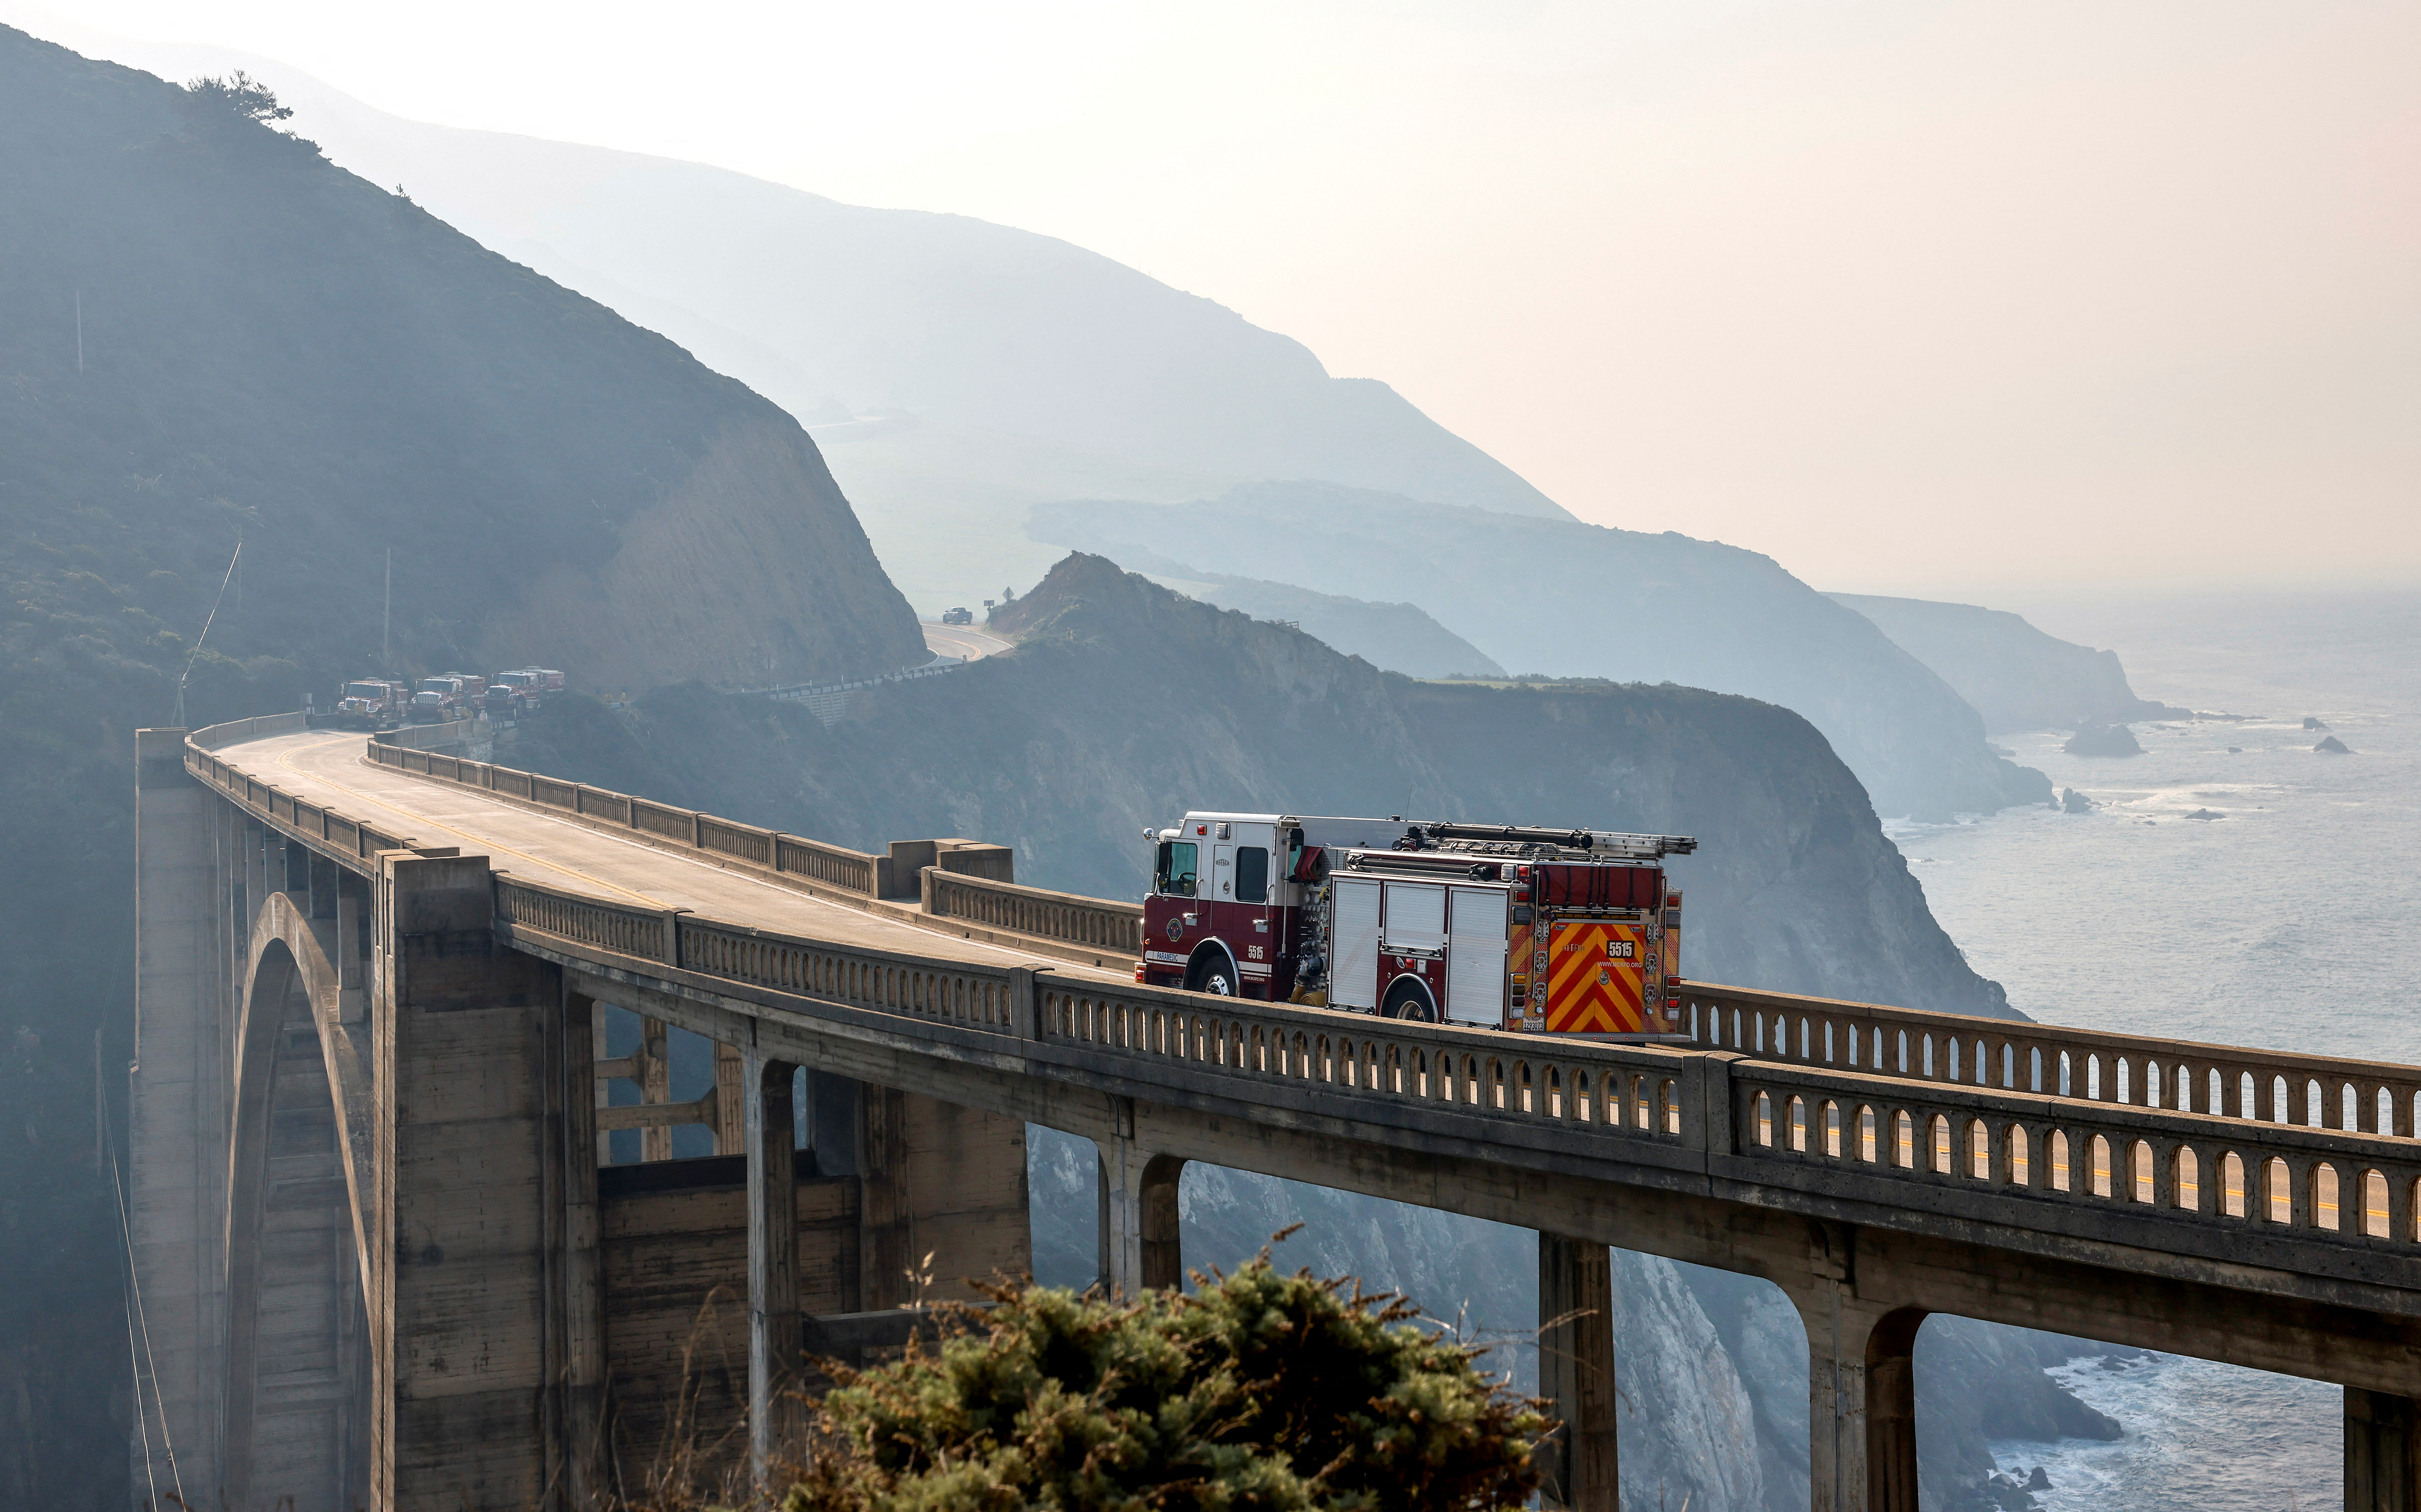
124 714 2421 1510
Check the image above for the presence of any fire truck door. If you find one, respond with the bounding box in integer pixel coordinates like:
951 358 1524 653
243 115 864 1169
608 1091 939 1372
1329 879 1381 1010
1211 843 1236 901
1446 888 1507 1023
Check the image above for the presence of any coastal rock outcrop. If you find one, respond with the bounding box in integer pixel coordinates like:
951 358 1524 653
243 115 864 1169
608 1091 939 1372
2317 735 2353 754
2063 723 2143 757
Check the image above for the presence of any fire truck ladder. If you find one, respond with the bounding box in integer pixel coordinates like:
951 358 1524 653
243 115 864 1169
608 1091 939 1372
1415 823 1697 859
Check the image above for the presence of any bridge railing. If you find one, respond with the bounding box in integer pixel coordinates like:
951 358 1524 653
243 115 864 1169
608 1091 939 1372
498 868 2421 1262
1679 980 2421 1144
924 871 1144 954
363 736 1135 954
366 739 881 894
1034 975 1705 1164
495 876 1030 1039
1728 1052 2421 1256
495 868 1705 1161
184 721 420 867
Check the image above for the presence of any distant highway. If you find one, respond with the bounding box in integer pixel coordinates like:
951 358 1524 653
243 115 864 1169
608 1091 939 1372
922 620 1015 662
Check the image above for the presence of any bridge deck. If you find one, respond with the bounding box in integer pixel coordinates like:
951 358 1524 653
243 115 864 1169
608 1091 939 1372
226 730 1130 983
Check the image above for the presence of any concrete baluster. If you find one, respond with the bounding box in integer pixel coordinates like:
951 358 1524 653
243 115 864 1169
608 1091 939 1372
1536 1232 1617 1511
745 1050 801 1484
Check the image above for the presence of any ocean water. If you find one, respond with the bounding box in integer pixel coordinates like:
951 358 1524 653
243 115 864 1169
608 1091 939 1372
1887 588 2421 1511
1988 1353 2343 1512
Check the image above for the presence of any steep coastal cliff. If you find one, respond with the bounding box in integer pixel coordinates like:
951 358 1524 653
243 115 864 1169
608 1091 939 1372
1832 593 2188 734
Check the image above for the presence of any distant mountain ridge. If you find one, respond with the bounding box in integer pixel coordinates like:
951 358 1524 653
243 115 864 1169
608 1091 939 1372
1831 593 2189 733
1033 484 2051 821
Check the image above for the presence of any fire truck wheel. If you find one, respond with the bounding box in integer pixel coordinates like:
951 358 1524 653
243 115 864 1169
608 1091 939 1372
1187 951 1238 997
1380 979 1438 1022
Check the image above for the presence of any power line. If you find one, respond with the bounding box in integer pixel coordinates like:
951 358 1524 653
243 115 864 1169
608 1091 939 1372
173 538 241 728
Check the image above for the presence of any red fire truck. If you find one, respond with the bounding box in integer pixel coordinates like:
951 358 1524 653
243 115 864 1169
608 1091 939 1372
1139 814 1696 1039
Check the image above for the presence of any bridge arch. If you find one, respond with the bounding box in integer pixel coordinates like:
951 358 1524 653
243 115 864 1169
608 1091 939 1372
223 893 371 1512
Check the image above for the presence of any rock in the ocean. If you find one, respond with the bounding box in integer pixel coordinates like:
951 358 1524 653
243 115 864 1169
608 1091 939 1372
2183 808 2224 820
2060 787 2093 814
2304 716 2329 730
2316 735 2353 754
2027 1465 2053 1491
2228 745 2243 753
2064 722 2143 757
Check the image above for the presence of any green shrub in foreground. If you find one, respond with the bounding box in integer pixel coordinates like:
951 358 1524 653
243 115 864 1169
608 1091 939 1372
784 1253 1546 1512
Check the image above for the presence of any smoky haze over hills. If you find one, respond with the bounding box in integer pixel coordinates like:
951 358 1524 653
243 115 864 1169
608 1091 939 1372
0 18 2223 1512
29 35 1573 611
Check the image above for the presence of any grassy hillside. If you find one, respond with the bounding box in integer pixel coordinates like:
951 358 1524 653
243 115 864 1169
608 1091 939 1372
0 29 920 1502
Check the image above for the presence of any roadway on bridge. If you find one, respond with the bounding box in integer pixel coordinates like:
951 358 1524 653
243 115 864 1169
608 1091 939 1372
225 730 1129 981
920 620 1015 662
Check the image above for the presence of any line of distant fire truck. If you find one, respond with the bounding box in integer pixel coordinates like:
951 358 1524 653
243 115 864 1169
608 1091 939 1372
329 668 565 729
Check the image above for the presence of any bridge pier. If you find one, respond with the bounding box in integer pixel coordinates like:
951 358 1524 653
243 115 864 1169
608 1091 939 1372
371 850 571 1511
746 1049 802 1483
2350 1388 2421 1512
129 728 227 1503
1096 1099 1186 1295
1792 1270 1925 1512
557 988 610 1509
1536 1232 1618 1512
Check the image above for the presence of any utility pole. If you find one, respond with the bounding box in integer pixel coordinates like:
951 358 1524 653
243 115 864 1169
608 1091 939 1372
383 548 391 668
74 288 82 375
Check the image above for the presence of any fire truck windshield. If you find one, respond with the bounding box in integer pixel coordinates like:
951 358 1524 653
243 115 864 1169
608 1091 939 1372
1155 841 1198 897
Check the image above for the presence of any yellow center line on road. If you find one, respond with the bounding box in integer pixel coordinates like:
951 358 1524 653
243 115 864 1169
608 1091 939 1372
272 736 670 909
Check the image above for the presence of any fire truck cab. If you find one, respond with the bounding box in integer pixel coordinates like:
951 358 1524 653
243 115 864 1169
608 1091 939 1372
1140 813 1697 1040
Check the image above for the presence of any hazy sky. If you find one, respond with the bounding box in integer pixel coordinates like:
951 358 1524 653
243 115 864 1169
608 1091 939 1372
13 0 2416 594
